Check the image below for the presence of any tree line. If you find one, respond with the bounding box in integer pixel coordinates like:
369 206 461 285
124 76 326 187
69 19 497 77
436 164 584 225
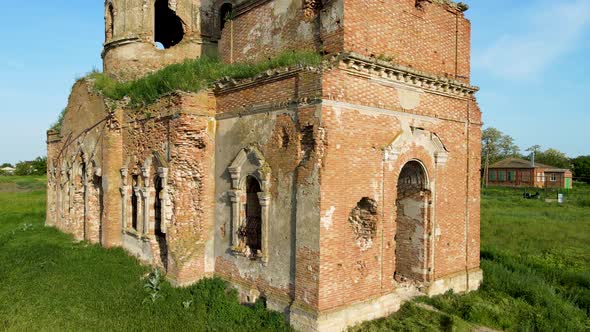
0 157 47 176
482 127 590 183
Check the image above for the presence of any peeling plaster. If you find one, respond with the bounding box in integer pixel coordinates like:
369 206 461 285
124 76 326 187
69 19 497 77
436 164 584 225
321 206 336 230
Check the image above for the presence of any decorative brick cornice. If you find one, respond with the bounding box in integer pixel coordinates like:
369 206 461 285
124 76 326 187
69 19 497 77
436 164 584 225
213 66 322 94
334 53 479 98
213 53 478 99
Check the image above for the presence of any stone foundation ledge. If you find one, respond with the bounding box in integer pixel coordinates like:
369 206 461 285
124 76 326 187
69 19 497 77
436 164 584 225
289 268 483 332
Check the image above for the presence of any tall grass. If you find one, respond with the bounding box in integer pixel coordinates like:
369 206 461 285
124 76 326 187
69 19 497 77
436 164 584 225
88 51 323 107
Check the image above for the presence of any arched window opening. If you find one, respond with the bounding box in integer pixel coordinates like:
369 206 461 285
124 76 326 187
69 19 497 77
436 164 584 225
154 175 164 237
153 174 167 269
79 161 86 188
243 176 262 256
154 0 185 49
93 174 103 242
394 160 430 283
106 4 115 41
219 3 233 33
131 175 139 231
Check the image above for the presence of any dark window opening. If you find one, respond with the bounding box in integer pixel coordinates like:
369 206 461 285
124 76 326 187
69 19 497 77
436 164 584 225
154 0 185 49
94 175 104 243
79 161 86 187
154 176 164 237
131 175 139 231
219 3 233 33
106 4 114 41
153 175 167 269
301 125 315 161
243 176 262 256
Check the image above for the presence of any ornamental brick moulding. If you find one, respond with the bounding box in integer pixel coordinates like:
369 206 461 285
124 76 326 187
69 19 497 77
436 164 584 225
227 147 272 263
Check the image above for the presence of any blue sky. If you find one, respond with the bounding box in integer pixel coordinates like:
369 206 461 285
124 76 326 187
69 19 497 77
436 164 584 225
0 0 588 164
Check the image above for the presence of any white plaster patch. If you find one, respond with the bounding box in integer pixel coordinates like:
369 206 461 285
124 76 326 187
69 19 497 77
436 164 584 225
297 21 313 40
396 87 422 110
321 206 336 230
272 0 291 16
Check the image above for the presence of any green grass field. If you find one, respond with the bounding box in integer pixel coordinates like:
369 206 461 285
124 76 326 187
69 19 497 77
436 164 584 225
354 184 590 331
0 176 589 331
0 176 289 331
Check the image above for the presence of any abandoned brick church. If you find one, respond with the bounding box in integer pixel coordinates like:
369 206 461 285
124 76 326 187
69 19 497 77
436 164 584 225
46 0 482 330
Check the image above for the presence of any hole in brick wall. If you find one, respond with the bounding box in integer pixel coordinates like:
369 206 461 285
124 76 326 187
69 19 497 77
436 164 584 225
300 125 315 161
349 197 378 251
280 127 290 149
155 0 185 49
240 176 262 259
303 0 322 20
105 3 114 41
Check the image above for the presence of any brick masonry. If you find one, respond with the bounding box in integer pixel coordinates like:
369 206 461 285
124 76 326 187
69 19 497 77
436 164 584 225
47 0 482 331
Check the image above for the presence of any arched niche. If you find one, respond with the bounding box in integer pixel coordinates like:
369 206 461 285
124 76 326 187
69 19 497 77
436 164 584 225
394 160 432 283
227 147 271 263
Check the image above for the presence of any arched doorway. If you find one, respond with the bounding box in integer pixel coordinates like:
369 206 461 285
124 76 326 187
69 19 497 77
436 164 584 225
394 160 431 283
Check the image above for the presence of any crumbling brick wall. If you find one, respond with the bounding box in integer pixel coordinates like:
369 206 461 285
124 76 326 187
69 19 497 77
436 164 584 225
218 0 321 63
213 70 323 310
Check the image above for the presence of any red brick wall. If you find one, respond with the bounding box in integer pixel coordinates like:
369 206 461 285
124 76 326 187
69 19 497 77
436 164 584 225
316 67 481 311
342 0 471 83
218 0 320 64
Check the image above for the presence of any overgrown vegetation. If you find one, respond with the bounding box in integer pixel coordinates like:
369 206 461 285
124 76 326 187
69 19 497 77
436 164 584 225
49 108 66 133
354 184 590 331
0 176 290 331
88 51 322 107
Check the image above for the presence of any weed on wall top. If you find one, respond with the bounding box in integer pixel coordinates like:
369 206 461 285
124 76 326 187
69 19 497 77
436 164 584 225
88 51 323 108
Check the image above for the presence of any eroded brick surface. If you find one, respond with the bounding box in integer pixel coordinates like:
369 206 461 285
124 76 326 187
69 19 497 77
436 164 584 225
48 1 482 331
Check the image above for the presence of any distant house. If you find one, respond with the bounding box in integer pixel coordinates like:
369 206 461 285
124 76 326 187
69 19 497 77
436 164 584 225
1 167 15 175
486 158 573 189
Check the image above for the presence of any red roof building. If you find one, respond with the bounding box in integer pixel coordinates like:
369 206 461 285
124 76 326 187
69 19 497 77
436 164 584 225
486 158 573 189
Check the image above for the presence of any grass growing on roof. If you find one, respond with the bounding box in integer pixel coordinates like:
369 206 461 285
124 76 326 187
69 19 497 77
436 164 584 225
88 51 323 107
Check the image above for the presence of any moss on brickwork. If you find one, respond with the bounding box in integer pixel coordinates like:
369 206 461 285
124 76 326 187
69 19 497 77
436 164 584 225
88 51 322 107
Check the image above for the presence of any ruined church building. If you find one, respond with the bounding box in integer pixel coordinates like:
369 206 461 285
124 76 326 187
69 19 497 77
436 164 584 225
46 0 482 330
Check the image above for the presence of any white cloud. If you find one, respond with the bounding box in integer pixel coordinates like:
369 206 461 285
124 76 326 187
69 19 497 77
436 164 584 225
474 0 590 80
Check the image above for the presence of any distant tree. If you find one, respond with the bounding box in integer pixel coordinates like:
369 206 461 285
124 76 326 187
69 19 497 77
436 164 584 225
481 127 520 167
526 145 542 154
14 157 47 176
572 156 590 183
535 148 571 169
1 163 13 168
